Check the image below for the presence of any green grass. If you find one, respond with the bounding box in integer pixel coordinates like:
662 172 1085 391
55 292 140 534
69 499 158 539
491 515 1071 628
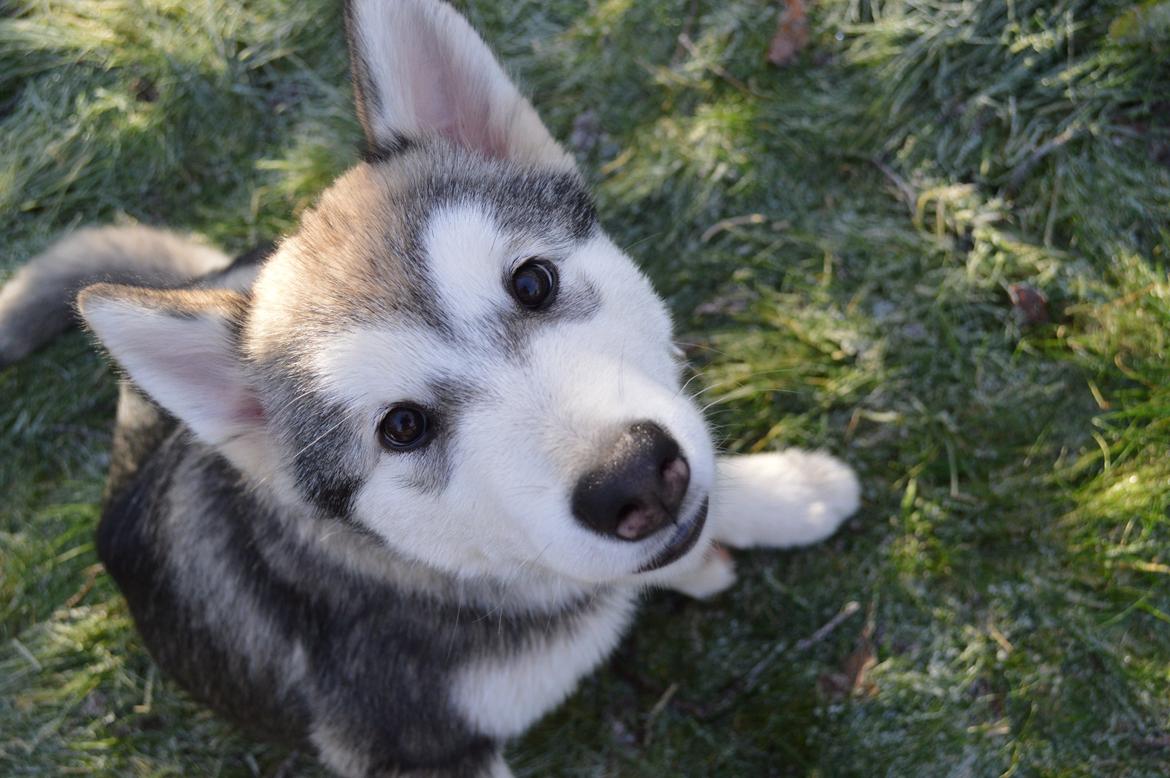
2 0 1169 775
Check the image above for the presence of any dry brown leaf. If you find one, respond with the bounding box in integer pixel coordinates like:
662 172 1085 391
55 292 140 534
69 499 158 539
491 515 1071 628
841 640 878 697
818 618 879 700
1008 283 1050 326
767 0 809 67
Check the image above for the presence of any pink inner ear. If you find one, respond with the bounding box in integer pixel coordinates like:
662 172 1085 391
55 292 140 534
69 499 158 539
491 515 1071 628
407 12 510 160
146 342 265 436
445 100 510 161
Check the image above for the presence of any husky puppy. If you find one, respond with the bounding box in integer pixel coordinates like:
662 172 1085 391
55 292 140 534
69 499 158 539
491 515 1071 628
0 1 860 775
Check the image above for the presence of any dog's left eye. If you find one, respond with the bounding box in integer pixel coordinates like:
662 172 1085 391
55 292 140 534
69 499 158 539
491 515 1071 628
510 258 557 310
378 404 431 451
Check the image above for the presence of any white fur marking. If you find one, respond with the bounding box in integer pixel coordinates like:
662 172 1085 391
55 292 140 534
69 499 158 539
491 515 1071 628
424 204 507 322
451 594 635 739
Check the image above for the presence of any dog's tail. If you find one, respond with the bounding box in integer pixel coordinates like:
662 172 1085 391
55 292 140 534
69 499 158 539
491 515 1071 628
0 225 232 369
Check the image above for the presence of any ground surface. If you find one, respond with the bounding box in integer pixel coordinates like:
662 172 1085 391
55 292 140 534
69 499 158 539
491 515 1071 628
2 0 1169 775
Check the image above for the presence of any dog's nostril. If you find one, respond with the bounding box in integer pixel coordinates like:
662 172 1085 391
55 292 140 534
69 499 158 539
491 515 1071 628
660 456 690 511
661 456 689 486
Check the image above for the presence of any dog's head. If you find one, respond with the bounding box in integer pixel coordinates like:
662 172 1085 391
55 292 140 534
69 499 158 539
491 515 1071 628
80 0 714 590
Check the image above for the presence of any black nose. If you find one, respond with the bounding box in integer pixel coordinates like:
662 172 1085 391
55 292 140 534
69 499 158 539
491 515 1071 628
571 421 690 541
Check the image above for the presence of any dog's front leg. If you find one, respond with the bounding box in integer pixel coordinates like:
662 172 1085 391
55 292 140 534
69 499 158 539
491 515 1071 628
710 450 860 549
661 543 739 599
662 451 859 600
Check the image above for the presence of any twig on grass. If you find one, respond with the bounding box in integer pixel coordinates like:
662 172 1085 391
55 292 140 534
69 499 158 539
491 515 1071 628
666 599 864 722
672 0 701 65
742 600 862 693
641 682 679 744
1006 126 1083 192
11 638 43 672
63 563 103 609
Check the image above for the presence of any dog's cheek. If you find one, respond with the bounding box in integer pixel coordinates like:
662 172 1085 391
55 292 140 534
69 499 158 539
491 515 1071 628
348 464 469 571
446 406 561 547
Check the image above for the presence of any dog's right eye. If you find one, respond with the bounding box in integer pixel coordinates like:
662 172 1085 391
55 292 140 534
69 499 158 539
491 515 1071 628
509 258 557 310
378 404 431 451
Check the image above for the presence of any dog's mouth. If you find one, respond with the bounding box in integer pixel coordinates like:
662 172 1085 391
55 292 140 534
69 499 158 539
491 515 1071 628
636 497 709 573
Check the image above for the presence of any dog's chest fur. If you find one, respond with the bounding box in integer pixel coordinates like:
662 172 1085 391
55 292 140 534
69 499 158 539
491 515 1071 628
98 386 634 774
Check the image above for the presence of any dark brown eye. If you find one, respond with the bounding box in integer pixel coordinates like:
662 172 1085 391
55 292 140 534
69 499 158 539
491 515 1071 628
378 404 430 451
510 258 557 310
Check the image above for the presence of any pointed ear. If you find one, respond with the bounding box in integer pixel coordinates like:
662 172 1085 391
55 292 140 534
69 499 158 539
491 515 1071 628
345 0 575 169
77 284 264 449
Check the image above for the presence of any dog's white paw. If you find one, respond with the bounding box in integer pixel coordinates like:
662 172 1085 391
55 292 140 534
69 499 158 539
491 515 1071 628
665 544 737 599
711 450 860 549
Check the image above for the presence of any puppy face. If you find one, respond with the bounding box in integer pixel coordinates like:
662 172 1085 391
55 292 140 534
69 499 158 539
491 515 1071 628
81 0 714 588
248 150 714 585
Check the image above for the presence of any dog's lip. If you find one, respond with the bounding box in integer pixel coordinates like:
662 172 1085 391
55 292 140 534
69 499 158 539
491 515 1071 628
636 497 709 573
